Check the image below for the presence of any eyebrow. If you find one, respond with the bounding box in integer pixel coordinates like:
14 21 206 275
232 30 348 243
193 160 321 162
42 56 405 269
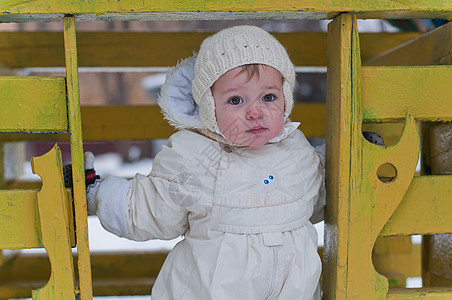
216 85 281 96
263 85 282 91
218 87 240 95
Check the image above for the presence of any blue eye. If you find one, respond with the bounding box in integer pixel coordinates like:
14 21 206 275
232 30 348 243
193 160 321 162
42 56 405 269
262 94 276 102
228 97 243 105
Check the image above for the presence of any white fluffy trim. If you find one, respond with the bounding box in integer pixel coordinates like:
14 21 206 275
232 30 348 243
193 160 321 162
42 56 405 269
158 55 204 130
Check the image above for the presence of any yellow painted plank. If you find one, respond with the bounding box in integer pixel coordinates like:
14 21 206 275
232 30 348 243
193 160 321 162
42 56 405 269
381 175 452 236
0 103 326 141
78 103 325 139
31 144 76 299
80 105 175 141
64 16 93 300
0 76 67 133
360 32 422 66
0 190 40 249
0 285 34 299
0 188 75 249
323 13 353 300
0 251 168 298
0 181 42 190
81 104 325 140
0 144 4 186
387 287 452 299
0 0 452 20
1 91 444 138
292 103 326 138
362 66 452 122
0 279 156 299
0 32 420 68
367 21 452 66
0 247 328 297
0 132 68 142
373 238 421 280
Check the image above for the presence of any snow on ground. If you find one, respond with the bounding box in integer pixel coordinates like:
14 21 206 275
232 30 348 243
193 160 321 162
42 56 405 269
88 215 182 252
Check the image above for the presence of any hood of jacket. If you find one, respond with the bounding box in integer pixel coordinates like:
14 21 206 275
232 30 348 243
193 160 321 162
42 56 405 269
158 55 300 146
158 56 203 131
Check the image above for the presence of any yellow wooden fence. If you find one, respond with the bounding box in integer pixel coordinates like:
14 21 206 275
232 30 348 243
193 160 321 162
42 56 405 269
0 1 451 299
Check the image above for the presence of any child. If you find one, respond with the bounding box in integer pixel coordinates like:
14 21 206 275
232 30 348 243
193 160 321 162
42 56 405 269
86 25 325 299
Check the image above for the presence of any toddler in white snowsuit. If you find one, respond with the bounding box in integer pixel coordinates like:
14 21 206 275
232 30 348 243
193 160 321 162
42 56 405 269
87 25 325 299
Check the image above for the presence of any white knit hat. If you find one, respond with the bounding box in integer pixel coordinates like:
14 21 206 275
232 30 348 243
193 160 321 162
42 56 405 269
192 25 296 132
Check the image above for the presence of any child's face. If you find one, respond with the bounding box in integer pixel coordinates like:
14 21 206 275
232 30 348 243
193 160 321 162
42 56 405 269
212 65 285 147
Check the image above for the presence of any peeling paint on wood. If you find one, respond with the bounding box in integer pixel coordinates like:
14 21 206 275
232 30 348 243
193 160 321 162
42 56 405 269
0 0 452 21
30 145 76 299
63 16 93 300
322 13 449 299
0 77 67 133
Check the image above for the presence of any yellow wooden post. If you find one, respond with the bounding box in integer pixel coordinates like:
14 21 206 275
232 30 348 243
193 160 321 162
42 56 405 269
0 143 4 187
324 14 354 299
1 120 5 277
325 13 420 299
63 16 93 300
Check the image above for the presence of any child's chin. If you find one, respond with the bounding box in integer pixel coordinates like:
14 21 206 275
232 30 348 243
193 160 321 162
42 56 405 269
239 138 269 147
226 134 272 147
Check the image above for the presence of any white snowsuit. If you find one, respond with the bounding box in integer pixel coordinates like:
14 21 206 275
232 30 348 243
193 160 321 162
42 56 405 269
90 57 326 300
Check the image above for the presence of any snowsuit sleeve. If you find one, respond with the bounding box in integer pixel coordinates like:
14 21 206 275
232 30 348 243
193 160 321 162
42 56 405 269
95 133 190 241
309 144 326 224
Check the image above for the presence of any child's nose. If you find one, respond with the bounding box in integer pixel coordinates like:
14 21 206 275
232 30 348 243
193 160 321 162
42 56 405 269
245 103 264 119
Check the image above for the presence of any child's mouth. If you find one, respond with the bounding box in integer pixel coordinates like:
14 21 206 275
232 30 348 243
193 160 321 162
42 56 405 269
247 127 267 134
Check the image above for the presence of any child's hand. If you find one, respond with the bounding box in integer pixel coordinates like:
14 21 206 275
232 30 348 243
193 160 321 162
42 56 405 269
62 151 100 189
84 152 101 214
84 151 100 186
62 152 101 214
